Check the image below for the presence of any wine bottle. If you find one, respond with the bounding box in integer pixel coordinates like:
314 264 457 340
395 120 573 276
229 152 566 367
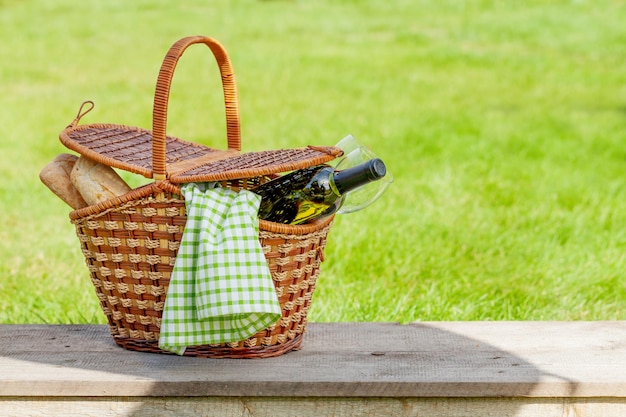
254 158 387 225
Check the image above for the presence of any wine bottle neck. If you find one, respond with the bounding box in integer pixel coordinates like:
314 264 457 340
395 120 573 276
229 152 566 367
332 158 387 195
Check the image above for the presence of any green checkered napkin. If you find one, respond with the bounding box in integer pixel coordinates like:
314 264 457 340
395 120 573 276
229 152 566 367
158 182 282 355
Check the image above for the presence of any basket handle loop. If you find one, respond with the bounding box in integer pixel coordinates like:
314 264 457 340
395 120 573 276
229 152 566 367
152 36 241 180
67 100 95 128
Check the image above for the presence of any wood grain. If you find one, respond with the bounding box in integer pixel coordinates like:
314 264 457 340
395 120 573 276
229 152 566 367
1 322 625 416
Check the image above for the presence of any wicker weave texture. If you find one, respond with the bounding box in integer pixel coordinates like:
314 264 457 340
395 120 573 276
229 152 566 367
60 122 341 183
72 182 333 358
61 124 220 179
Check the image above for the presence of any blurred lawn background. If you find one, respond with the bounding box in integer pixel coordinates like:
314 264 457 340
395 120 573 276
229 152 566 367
1 0 625 324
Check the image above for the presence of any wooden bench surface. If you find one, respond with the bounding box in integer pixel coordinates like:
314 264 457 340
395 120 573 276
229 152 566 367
1 321 625 398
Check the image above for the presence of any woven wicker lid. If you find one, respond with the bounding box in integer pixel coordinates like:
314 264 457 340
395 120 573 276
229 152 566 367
60 122 341 182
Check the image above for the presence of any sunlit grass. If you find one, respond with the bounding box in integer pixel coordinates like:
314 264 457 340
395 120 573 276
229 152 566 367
1 0 625 324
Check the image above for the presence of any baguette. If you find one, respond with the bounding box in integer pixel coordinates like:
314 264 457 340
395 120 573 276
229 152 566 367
39 154 88 210
70 156 132 206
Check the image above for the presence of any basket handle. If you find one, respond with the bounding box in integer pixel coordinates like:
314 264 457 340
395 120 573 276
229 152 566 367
152 36 241 180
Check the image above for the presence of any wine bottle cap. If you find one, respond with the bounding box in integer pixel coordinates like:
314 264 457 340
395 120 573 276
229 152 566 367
367 158 387 180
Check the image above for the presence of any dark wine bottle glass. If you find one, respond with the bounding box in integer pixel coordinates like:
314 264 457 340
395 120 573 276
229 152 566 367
254 158 387 225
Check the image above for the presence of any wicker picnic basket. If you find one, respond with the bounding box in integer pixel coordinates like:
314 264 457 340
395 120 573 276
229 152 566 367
59 36 342 358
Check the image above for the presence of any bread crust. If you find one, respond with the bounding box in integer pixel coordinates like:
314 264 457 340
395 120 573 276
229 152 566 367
70 156 132 206
39 154 89 209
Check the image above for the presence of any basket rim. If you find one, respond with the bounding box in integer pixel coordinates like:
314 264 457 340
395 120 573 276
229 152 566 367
69 179 335 235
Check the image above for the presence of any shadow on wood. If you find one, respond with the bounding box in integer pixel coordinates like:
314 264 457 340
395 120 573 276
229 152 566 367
2 322 624 416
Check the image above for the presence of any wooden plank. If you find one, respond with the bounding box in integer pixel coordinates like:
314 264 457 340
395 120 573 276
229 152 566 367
0 322 625 399
2 397 626 417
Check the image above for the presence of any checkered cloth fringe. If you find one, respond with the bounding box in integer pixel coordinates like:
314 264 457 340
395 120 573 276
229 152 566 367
158 183 282 355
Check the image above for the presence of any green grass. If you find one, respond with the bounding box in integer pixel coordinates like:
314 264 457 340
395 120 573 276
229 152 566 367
1 0 625 324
